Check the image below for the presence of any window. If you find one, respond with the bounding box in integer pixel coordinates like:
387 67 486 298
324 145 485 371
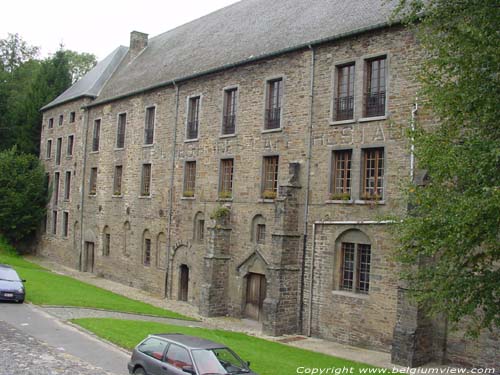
58 115 63 126
165 344 192 370
141 163 152 196
219 158 234 198
262 156 279 199
364 56 386 117
92 119 101 151
67 135 74 156
56 137 62 165
62 212 69 237
52 211 57 235
48 118 54 129
103 226 110 256
334 63 355 121
340 242 371 294
54 172 60 205
69 112 76 123
113 166 123 195
362 148 384 200
194 212 205 242
331 150 352 200
256 224 266 244
144 107 155 145
143 230 152 266
89 168 97 195
46 140 52 159
265 78 283 129
183 161 196 197
187 96 200 140
116 113 126 148
222 88 237 135
138 337 168 361
64 171 71 200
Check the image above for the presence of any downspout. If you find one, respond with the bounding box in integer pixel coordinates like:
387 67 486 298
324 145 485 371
166 81 180 298
299 45 315 333
79 106 90 271
307 222 317 337
410 98 418 181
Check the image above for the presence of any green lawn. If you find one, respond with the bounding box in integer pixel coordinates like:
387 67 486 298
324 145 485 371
0 238 194 320
73 318 377 375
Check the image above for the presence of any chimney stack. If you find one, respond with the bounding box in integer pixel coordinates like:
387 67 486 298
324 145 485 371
129 31 148 57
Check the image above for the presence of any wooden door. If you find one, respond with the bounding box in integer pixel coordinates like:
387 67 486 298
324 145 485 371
179 265 189 301
245 273 266 321
85 242 94 273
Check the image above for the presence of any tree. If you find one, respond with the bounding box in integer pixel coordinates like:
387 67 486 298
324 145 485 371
64 49 97 83
0 33 39 73
394 0 500 336
0 147 48 245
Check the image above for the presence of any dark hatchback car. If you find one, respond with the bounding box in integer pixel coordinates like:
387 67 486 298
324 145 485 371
128 333 258 375
0 264 25 303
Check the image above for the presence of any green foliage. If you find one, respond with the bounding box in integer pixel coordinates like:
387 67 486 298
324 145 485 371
0 244 195 320
63 49 97 83
72 318 375 375
0 33 39 73
210 206 230 220
0 147 48 243
394 0 500 335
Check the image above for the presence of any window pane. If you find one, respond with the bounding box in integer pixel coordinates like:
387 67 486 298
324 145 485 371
165 344 192 369
89 168 97 195
265 79 282 129
335 63 355 121
117 113 126 148
183 161 196 196
65 171 71 200
331 150 352 198
138 338 168 360
357 244 371 293
114 166 123 195
145 107 155 144
365 56 386 117
340 242 355 290
141 164 152 196
262 156 279 197
187 97 200 139
223 89 237 134
92 120 100 151
363 148 384 199
144 238 151 266
219 159 234 197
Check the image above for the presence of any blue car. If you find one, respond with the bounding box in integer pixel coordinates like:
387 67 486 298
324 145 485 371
0 264 25 303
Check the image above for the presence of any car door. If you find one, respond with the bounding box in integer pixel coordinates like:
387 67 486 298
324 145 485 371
161 343 195 375
136 337 169 375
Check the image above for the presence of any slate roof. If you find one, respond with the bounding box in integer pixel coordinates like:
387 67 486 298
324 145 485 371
42 0 398 110
41 46 128 110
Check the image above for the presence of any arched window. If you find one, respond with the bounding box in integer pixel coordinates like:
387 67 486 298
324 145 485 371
123 221 131 255
157 232 167 269
143 229 151 266
193 212 205 242
336 229 371 294
251 215 266 244
102 225 111 256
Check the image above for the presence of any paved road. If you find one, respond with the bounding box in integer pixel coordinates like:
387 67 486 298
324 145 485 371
0 302 130 374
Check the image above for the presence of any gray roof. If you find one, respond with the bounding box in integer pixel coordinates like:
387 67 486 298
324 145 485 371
41 46 128 111
43 0 399 110
152 334 225 350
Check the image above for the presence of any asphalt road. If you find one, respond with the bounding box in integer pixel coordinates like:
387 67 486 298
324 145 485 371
0 302 130 374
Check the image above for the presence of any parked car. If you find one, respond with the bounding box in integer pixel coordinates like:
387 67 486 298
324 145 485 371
128 333 258 375
0 264 25 303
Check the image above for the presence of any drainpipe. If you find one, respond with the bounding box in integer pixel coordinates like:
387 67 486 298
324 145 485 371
410 98 418 181
166 81 180 298
79 105 90 271
307 220 396 337
299 45 315 333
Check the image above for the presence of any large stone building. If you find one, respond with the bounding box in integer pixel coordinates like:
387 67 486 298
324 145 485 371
37 0 498 368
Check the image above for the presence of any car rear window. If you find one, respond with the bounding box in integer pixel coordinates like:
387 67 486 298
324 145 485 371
138 338 168 360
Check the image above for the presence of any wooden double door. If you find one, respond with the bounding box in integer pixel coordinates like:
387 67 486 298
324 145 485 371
245 273 267 321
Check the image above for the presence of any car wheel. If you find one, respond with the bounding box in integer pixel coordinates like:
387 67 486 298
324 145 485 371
133 367 146 375
16 299 24 304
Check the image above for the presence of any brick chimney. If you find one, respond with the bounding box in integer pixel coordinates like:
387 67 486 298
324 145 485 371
129 31 148 57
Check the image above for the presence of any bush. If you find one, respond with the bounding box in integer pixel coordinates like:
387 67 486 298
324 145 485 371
0 147 48 245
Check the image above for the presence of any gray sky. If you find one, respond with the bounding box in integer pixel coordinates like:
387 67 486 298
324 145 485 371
1 0 240 60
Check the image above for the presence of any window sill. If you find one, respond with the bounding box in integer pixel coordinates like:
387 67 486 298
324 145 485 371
112 194 123 198
354 199 385 205
325 199 354 204
184 138 199 143
330 119 356 126
88 194 97 197
143 144 154 148
217 197 233 202
181 196 195 200
89 151 99 154
331 290 369 299
358 115 387 123
138 195 152 199
219 133 237 139
258 198 276 203
114 147 125 151
261 127 282 134
66 155 73 159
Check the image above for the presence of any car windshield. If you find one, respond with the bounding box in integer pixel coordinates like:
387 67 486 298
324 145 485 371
192 348 249 375
0 268 21 282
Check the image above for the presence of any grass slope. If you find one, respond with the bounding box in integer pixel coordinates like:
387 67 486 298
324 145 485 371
0 238 193 320
73 318 376 375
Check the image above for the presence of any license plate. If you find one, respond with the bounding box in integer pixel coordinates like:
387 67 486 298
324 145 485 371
4 293 13 297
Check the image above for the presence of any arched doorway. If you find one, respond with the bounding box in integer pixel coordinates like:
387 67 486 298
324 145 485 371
179 264 189 301
245 272 267 321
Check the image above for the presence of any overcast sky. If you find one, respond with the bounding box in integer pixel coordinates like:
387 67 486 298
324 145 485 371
1 0 240 60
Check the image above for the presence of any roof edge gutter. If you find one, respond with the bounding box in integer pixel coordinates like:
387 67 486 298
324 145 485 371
40 95 97 112
83 20 400 109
